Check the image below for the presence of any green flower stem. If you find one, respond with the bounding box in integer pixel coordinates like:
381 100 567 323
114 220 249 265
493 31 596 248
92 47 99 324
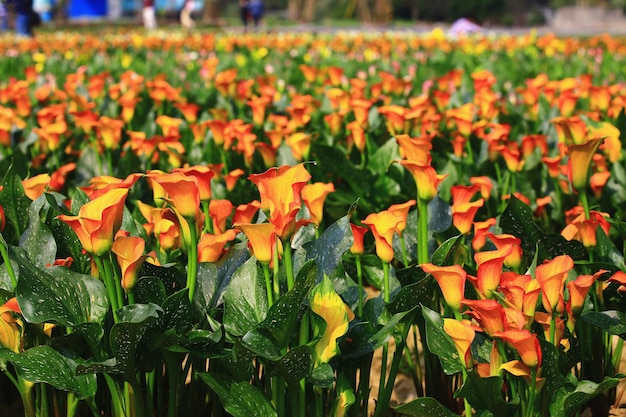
107 252 125 310
145 370 155 417
105 148 114 176
579 189 591 220
0 240 17 290
163 352 180 417
94 256 119 323
399 235 409 266
314 387 323 417
66 391 78 417
185 217 199 303
127 290 135 305
355 254 364 317
499 171 511 213
273 241 281 300
358 353 373 417
202 201 212 234
462 369 473 417
549 313 556 346
284 239 295 292
527 367 538 417
19 379 36 417
262 262 274 306
373 322 411 417
128 374 146 417
464 136 475 166
382 261 390 303
417 198 429 265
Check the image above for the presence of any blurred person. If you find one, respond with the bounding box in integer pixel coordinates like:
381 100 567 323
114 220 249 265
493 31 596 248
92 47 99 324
239 0 249 28
15 0 36 36
180 0 194 30
449 17 482 37
143 0 157 30
249 0 263 28
0 2 7 31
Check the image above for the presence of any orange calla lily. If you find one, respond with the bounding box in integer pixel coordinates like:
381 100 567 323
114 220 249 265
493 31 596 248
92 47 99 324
234 223 276 264
397 161 447 202
209 199 234 235
567 137 604 192
452 199 484 235
57 188 129 256
421 263 467 312
0 297 23 353
535 255 574 314
388 200 416 236
174 165 214 202
149 172 200 220
443 318 475 369
362 210 402 264
302 182 335 227
112 236 147 291
22 173 51 200
567 270 606 315
198 229 237 263
493 328 542 368
474 246 513 298
462 298 505 336
349 224 369 256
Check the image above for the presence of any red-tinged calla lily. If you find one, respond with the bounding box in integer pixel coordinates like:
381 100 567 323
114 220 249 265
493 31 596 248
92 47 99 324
397 161 447 202
503 307 527 331
461 298 505 336
561 207 610 248
388 200 416 235
551 115 587 145
500 360 545 389
302 182 335 227
535 311 565 345
590 170 611 199
247 95 272 126
155 218 181 252
0 204 4 232
175 165 214 202
234 223 276 264
22 173 51 200
476 341 503 378
47 257 74 268
57 188 129 256
567 137 604 192
395 134 432 165
362 210 402 264
450 184 480 205
49 162 77 192
567 270 606 315
174 102 200 124
112 236 147 291
310 276 351 365
443 318 475 369
349 223 369 256
347 121 366 153
0 297 23 353
98 116 124 150
350 98 372 127
474 246 513 298
205 120 227 147
452 199 484 235
209 199 233 235
608 270 626 292
232 200 262 225
486 233 523 270
472 217 497 251
493 329 542 368
249 164 311 239
149 172 200 220
224 168 245 192
535 255 574 314
421 263 466 312
198 229 237 263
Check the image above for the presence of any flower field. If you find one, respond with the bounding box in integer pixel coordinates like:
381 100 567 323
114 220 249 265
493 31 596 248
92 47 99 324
1 28 626 417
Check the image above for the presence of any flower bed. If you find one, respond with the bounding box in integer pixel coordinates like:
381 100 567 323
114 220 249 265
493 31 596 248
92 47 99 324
0 29 626 417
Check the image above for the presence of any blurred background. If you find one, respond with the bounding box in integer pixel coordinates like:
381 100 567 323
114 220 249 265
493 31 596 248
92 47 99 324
29 0 626 31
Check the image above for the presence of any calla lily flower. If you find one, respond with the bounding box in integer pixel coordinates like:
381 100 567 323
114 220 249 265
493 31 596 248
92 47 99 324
362 210 402 264
421 263 466 312
57 188 129 256
198 229 237 263
302 182 335 227
443 318 475 369
310 276 351 365
567 137 604 192
535 255 574 314
0 297 23 353
112 236 147 291
149 172 200 220
234 223 276 265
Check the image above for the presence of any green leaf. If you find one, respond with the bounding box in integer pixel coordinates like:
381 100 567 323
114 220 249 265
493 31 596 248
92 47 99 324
223 257 268 337
581 310 626 338
549 376 621 417
344 309 413 358
299 215 353 282
540 339 567 403
421 305 464 375
388 274 433 314
310 361 335 388
16 253 108 326
456 371 517 416
196 242 250 310
133 276 168 306
500 195 586 261
199 372 277 417
20 195 57 267
267 345 314 384
393 397 459 417
431 235 464 267
244 261 316 351
0 346 97 400
0 165 30 244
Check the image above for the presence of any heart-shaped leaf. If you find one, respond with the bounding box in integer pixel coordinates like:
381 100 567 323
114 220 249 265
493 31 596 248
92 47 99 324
421 305 464 375
548 376 621 417
394 397 460 417
223 257 268 337
199 372 277 417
